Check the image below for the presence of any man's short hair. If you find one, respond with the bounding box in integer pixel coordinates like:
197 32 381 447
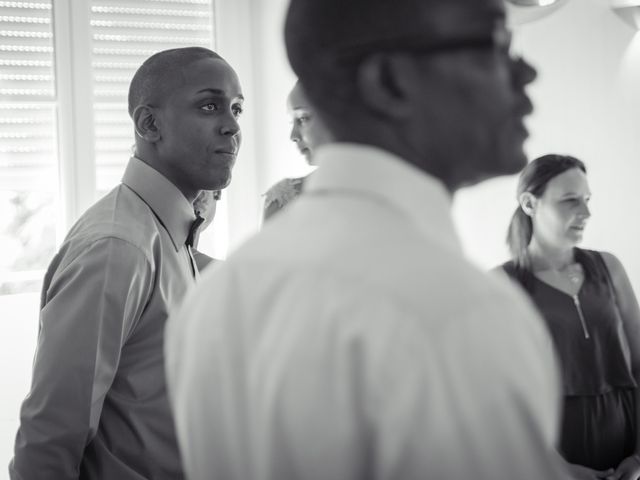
128 47 223 117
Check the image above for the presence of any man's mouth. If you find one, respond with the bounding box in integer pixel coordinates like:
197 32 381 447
215 148 238 156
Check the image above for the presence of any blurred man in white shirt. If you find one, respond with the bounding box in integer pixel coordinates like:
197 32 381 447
165 1 567 479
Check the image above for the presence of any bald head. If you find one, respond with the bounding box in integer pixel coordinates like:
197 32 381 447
128 47 224 117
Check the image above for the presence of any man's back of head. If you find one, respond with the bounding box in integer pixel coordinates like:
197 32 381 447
285 0 537 191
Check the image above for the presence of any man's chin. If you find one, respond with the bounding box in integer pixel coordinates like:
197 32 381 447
460 149 527 189
206 172 232 191
498 146 528 176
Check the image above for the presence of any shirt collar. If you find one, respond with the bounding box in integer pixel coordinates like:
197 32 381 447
122 156 196 251
305 143 463 254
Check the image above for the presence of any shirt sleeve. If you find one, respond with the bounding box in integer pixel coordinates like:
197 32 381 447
10 237 152 480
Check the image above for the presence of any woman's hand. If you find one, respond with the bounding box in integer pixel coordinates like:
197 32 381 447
609 454 640 480
565 462 614 480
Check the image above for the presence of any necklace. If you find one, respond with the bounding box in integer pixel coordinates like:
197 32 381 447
557 263 584 284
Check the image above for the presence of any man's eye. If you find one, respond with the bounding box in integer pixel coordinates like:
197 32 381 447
201 103 217 112
232 105 243 117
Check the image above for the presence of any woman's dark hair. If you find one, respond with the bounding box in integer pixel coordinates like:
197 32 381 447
506 154 597 284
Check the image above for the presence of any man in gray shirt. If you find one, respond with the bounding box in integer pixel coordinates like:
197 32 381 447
10 47 243 479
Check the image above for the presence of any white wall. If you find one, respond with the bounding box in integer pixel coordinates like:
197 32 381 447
0 294 39 472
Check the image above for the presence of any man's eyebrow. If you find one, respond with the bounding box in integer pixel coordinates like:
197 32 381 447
195 88 244 101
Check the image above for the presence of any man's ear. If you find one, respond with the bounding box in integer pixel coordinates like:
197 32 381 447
519 192 537 216
133 104 160 142
356 53 414 119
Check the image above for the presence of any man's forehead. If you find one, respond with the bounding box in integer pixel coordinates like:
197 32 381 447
170 58 240 95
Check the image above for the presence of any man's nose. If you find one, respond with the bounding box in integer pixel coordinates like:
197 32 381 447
220 116 240 136
511 56 537 87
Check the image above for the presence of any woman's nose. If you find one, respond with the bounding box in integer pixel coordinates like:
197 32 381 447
578 201 591 219
290 125 301 143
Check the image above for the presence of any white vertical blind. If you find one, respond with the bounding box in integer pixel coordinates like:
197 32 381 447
0 0 57 293
0 0 56 188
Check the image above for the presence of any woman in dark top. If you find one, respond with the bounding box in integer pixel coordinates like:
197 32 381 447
500 154 640 480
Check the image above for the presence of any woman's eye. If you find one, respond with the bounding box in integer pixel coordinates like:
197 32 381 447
201 103 217 112
232 105 243 117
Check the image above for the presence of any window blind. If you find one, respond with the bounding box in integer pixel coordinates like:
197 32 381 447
0 0 56 293
0 0 56 190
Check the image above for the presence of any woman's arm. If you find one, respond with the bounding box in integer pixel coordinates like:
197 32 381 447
601 252 640 473
601 252 640 379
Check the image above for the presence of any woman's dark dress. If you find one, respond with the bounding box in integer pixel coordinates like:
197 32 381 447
502 249 637 469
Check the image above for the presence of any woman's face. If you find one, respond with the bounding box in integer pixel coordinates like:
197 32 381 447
529 168 591 251
287 83 331 166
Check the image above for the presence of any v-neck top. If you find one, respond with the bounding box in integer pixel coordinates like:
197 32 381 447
502 249 636 396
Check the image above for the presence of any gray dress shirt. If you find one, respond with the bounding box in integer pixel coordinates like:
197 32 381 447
10 157 198 479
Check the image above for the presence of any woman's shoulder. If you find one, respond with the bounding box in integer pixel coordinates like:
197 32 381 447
264 176 305 200
591 249 626 278
263 176 306 220
577 248 622 272
264 176 305 204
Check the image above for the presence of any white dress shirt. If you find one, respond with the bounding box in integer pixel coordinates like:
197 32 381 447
166 143 566 480
11 157 198 479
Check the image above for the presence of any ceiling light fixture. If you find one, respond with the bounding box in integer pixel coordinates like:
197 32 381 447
610 0 640 29
505 0 571 26
508 0 559 5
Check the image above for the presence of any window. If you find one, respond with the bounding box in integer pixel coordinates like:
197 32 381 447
0 0 218 295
